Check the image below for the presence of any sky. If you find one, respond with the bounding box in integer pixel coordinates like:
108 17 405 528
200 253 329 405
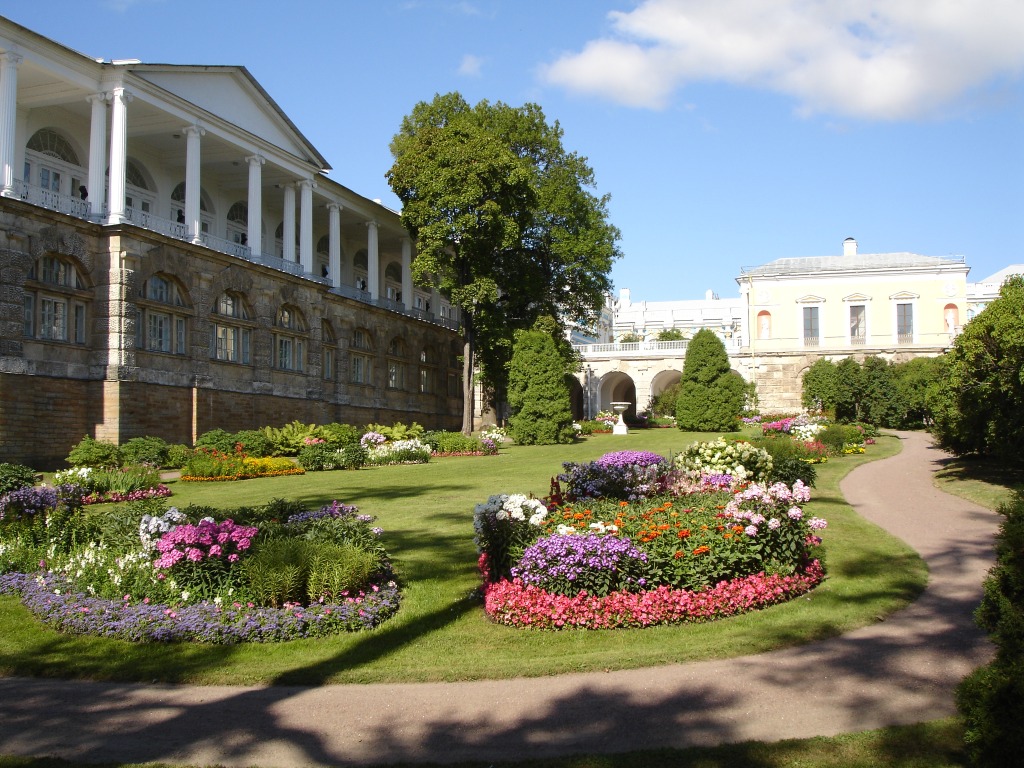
8 0 1023 301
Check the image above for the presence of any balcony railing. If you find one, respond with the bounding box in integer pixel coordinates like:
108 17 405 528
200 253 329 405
8 180 460 331
850 335 866 345
898 332 914 344
573 340 690 357
803 336 819 347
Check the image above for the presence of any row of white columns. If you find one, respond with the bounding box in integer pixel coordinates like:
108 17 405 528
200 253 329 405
0 53 428 313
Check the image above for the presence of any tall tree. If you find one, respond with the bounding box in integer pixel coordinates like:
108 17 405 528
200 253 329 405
387 93 620 433
506 320 576 446
932 275 1024 464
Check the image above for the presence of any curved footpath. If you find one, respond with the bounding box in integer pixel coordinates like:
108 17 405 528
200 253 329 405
0 431 1001 766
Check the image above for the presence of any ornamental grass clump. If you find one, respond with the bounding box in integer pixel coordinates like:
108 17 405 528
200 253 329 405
559 450 669 501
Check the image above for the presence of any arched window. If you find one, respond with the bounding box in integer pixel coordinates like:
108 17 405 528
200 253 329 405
274 306 307 372
171 183 214 234
756 310 771 340
136 274 191 354
227 201 248 247
211 292 253 364
351 327 373 385
419 347 437 394
24 128 85 199
387 336 406 389
384 261 402 302
322 320 336 381
23 255 89 344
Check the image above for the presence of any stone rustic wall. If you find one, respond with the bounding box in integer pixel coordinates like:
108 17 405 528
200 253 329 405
0 373 99 469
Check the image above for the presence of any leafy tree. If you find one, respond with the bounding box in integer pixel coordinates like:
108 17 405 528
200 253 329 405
656 328 685 341
387 93 620 433
801 358 838 412
932 276 1024 464
619 332 641 343
833 357 863 422
859 355 904 428
507 322 576 445
891 356 945 427
676 329 745 431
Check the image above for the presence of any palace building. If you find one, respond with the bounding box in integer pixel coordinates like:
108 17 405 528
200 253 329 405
0 16 462 468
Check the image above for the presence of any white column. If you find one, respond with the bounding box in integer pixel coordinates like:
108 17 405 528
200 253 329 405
86 93 108 216
366 221 380 301
0 52 22 197
298 178 315 275
107 87 133 224
183 124 204 242
327 203 342 288
401 237 413 310
245 154 264 255
282 184 296 262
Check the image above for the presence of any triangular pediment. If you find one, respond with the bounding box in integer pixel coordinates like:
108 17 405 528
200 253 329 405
130 65 327 168
843 293 872 302
889 291 920 300
795 294 826 304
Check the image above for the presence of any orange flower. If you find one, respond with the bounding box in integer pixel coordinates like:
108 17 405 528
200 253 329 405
674 551 685 559
619 501 629 507
678 529 691 539
693 545 711 556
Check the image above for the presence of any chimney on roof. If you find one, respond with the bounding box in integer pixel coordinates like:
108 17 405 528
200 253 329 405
843 237 857 256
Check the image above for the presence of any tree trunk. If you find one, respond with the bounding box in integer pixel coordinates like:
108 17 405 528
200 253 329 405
461 315 475 436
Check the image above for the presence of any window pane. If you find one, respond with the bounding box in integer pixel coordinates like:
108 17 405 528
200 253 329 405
176 317 186 354
40 297 67 340
803 306 819 345
241 329 251 364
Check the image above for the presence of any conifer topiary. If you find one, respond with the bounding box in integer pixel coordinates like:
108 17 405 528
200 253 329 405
675 329 745 431
507 327 576 445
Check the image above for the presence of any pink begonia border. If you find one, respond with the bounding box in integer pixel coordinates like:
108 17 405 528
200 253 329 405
483 560 825 629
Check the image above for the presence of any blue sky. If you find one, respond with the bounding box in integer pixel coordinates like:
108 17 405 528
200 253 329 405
10 1 1023 301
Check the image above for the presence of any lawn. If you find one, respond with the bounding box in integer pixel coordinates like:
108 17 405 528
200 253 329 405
0 429 922 686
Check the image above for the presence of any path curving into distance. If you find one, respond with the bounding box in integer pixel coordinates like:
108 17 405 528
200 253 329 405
0 431 1000 766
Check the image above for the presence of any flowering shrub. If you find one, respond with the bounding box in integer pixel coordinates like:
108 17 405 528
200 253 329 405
82 485 172 505
594 410 617 430
180 449 304 481
296 443 367 471
559 450 669 501
360 431 387 448
673 438 773 483
480 426 507 443
473 494 549 581
152 518 258 570
366 439 431 466
511 534 649 597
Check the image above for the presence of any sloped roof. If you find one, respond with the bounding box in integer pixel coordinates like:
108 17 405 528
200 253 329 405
739 252 967 278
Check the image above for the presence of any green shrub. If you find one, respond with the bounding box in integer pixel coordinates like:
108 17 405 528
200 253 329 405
66 436 121 469
424 431 481 454
749 436 818 487
675 329 745 432
507 326 576 446
164 444 193 469
118 436 169 467
363 422 425 442
193 429 237 454
0 463 36 496
957 490 1024 766
320 422 362 449
294 444 367 471
819 424 851 454
233 430 274 458
260 421 320 456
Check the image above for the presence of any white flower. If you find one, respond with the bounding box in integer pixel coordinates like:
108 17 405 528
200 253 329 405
556 524 576 535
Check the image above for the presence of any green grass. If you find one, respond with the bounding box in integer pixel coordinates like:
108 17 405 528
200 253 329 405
0 430 923 686
932 454 1024 511
0 718 969 768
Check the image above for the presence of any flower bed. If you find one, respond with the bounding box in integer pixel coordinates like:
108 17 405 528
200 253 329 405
81 485 172 504
484 560 824 629
0 497 400 643
475 446 828 630
0 571 400 642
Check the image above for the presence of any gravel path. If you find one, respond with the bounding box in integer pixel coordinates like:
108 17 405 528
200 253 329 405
0 431 1000 766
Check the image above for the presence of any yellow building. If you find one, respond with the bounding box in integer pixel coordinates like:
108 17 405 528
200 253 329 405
734 238 969 411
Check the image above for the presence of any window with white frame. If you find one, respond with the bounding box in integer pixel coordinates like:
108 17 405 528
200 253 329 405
211 292 253 364
897 303 914 343
802 306 820 347
23 255 89 345
274 306 307 372
849 305 866 345
135 274 190 354
419 347 436 394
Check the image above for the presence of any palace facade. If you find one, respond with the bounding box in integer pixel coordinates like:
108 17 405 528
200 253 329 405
0 17 462 468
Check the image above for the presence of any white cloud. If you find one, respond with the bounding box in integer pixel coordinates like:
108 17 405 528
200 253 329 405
540 0 1024 120
458 54 484 77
